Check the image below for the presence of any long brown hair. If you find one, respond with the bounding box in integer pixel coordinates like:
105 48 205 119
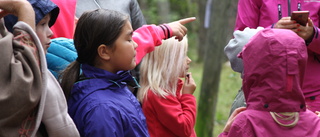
60 9 129 99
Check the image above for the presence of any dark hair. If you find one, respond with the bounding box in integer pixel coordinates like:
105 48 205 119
60 9 129 99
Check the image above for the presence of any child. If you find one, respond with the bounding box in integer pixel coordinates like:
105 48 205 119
219 28 320 137
224 27 264 115
1 0 79 136
137 37 197 137
233 0 320 113
59 9 195 136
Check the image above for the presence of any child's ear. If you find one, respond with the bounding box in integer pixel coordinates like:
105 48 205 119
97 44 111 60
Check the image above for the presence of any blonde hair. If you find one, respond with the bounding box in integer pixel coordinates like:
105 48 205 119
138 36 188 103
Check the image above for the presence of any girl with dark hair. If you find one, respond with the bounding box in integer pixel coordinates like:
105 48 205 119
60 9 195 136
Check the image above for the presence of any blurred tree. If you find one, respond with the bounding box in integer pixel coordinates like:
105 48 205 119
138 0 159 23
195 0 237 137
157 0 170 23
196 0 208 62
139 0 199 61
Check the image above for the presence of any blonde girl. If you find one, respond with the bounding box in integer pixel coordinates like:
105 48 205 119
138 37 197 137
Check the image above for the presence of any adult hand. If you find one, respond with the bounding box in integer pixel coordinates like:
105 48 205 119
167 17 196 41
274 17 297 29
296 18 315 41
274 17 315 41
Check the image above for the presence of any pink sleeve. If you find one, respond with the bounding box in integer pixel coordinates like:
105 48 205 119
147 91 196 137
235 0 261 31
307 27 320 54
133 24 171 64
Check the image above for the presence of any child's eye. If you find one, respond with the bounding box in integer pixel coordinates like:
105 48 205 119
128 40 132 42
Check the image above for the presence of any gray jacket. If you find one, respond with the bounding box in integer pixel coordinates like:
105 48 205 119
0 19 79 137
76 0 146 30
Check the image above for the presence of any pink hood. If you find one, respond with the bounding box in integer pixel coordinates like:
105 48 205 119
239 28 307 112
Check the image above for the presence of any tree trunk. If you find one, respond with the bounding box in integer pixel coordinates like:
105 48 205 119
196 0 208 62
195 0 237 136
157 0 170 23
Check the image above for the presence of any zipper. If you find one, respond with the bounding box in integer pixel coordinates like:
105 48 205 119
278 4 282 20
278 1 301 19
288 0 291 16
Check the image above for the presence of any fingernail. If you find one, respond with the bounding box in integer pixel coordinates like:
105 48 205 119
297 29 301 31
297 24 300 27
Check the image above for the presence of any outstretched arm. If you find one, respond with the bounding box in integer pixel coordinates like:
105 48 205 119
167 17 196 41
134 17 196 64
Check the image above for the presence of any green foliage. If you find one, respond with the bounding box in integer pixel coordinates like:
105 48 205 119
213 62 242 136
190 61 242 136
140 0 159 24
139 0 198 31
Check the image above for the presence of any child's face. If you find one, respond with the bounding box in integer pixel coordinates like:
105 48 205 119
36 14 53 53
108 20 137 73
180 56 192 77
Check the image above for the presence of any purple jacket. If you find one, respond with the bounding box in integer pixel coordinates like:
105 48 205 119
220 29 320 137
235 0 320 98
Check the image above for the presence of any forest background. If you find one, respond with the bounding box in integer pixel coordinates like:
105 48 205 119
138 0 241 136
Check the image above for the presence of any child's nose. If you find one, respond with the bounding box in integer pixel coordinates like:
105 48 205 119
48 29 53 38
187 57 192 63
133 41 138 49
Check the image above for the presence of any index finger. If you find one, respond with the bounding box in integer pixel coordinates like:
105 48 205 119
179 17 196 25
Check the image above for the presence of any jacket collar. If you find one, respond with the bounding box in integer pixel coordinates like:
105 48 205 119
81 63 139 88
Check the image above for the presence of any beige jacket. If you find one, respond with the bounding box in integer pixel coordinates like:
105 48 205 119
0 19 79 137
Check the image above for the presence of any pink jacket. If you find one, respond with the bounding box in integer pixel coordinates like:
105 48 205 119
134 24 171 64
50 0 77 38
235 0 320 97
220 29 320 137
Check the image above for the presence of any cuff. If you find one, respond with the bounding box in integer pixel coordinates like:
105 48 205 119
158 24 173 39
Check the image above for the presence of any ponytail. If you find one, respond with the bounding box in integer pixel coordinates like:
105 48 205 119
59 61 81 100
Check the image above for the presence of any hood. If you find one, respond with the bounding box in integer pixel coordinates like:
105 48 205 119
239 28 307 112
4 0 59 32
